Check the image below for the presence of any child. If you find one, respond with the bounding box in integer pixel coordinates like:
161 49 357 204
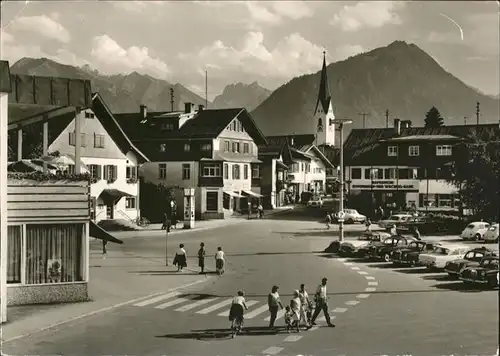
325 213 332 229
284 306 295 333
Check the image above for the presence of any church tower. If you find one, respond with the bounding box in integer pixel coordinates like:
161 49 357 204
313 51 335 147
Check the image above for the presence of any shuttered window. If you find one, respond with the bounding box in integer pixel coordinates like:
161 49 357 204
103 165 117 182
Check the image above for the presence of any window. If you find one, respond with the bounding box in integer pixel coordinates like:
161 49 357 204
231 121 237 131
125 197 136 209
367 168 383 179
182 163 191 180
438 194 453 208
103 165 117 182
159 163 167 179
252 164 260 178
184 143 191 152
409 145 420 156
387 146 398 156
25 224 84 284
306 163 310 173
351 168 361 179
290 163 299 173
84 112 95 119
89 164 102 180
202 163 221 177
436 145 452 156
126 166 137 180
301 163 304 172
232 142 240 153
224 163 229 179
7 226 21 284
232 164 240 179
238 121 243 132
201 143 212 151
224 140 230 152
384 168 398 179
419 193 436 208
398 168 410 179
69 132 87 147
410 168 418 179
243 143 249 154
364 168 371 179
159 144 167 152
94 134 105 148
244 164 248 179
206 191 218 211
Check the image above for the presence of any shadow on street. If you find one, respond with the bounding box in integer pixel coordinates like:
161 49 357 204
421 274 453 281
156 326 285 340
431 282 493 293
274 230 365 238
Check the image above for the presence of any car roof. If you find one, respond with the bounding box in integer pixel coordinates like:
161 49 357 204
438 243 469 250
469 221 488 225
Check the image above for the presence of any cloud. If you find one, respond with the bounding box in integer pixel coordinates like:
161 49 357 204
1 30 14 44
270 1 314 20
10 15 71 43
246 2 282 25
90 34 170 79
112 1 164 13
244 1 314 26
330 1 404 32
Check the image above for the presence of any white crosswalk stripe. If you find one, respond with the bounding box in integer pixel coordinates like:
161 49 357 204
244 303 270 319
264 308 285 321
175 297 219 312
217 300 259 316
196 298 233 314
155 297 191 310
133 292 181 307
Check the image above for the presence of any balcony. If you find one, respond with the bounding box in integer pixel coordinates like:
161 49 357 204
199 176 223 187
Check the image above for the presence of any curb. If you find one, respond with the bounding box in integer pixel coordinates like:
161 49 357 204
2 277 212 344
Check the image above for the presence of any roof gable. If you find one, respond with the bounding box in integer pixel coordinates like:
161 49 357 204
304 145 335 168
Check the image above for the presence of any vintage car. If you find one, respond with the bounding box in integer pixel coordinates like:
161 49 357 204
444 247 497 278
307 197 323 208
356 232 392 257
460 221 491 241
342 209 367 224
368 236 418 262
459 256 499 288
391 241 441 266
418 244 470 269
378 214 413 229
483 223 499 243
339 231 387 257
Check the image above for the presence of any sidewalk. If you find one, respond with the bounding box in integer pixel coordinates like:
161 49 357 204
2 246 213 343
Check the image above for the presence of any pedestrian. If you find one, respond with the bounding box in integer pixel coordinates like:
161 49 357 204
258 202 264 219
413 226 421 241
173 243 187 272
198 242 206 274
365 218 372 232
298 284 312 327
215 246 225 275
102 240 107 259
161 212 168 230
310 277 335 327
267 285 283 328
289 290 301 332
325 212 331 229
390 224 397 237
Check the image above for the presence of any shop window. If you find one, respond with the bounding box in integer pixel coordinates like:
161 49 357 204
384 168 398 179
387 146 398 157
364 169 371 179
206 191 218 211
438 194 453 208
25 224 84 284
351 168 361 179
126 197 136 209
419 193 436 208
7 226 22 284
398 168 410 179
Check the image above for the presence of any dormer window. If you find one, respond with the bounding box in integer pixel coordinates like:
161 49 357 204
387 146 398 157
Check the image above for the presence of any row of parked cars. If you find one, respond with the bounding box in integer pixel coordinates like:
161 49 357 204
337 232 499 289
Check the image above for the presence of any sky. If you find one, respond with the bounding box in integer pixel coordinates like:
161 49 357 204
1 1 499 100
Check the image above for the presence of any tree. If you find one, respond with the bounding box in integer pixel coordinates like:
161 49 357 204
448 130 500 221
424 106 444 128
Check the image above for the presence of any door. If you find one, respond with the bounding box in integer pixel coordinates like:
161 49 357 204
106 204 114 219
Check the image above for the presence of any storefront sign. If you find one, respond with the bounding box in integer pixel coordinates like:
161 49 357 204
351 180 418 191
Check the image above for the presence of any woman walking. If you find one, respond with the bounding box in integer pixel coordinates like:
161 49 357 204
267 285 283 328
298 284 312 328
198 242 206 274
215 246 225 276
173 243 187 272
289 290 302 332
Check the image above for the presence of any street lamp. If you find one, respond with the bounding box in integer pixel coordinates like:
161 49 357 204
336 118 352 243
166 200 174 266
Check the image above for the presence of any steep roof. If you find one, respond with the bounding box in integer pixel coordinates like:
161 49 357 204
314 52 332 115
265 134 316 149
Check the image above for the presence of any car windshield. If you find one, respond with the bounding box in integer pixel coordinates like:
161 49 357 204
388 216 401 221
466 224 476 229
481 259 499 268
435 247 450 255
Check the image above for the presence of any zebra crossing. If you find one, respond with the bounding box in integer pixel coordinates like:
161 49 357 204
132 292 345 324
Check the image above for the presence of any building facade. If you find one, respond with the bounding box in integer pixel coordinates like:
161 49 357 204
343 119 500 215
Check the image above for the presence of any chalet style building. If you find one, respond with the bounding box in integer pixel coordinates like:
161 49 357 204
116 105 267 221
343 119 500 215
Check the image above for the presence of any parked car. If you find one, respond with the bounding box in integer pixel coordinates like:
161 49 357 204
483 223 499 243
444 247 497 278
391 241 441 267
418 244 471 269
459 256 499 289
378 214 413 229
339 231 387 257
307 197 323 208
340 209 366 224
368 236 418 262
460 221 491 241
365 236 412 261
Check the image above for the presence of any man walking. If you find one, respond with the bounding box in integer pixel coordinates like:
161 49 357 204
267 285 283 328
310 277 335 327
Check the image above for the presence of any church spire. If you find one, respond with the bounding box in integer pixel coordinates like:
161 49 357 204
314 50 331 115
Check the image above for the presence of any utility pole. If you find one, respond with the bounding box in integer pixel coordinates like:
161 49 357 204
170 88 174 112
358 112 369 128
476 102 480 125
385 109 389 128
205 70 208 109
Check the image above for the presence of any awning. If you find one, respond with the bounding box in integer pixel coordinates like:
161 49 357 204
224 191 244 198
243 190 263 198
99 189 132 205
89 221 123 244
276 161 288 170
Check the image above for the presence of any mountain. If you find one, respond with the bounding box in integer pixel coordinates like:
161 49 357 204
251 41 500 137
212 81 271 111
9 58 209 113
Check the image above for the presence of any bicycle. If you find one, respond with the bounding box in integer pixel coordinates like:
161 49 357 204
135 216 150 227
230 316 243 338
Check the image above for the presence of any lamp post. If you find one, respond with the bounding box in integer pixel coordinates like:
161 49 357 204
336 118 352 243
166 200 174 266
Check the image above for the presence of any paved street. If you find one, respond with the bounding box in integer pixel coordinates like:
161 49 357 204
3 211 498 356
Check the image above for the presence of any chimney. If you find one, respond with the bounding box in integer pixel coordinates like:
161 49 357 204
394 118 401 135
184 102 194 114
198 104 204 112
140 105 147 119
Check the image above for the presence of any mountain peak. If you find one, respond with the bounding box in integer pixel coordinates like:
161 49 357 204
213 81 272 111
